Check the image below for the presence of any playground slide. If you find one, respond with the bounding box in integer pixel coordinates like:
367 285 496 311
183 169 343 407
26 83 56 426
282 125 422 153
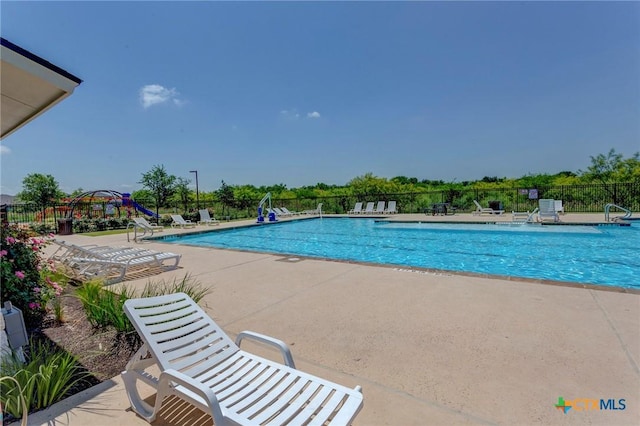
132 201 159 218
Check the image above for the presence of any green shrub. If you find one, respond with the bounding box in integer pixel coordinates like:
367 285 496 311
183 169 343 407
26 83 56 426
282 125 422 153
0 338 91 420
29 222 56 235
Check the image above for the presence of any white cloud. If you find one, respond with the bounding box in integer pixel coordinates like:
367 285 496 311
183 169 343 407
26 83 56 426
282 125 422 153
280 109 300 120
0 145 11 155
139 84 183 108
307 111 321 119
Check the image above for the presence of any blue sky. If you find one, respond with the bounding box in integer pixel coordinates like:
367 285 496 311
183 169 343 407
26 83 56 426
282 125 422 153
1 1 638 195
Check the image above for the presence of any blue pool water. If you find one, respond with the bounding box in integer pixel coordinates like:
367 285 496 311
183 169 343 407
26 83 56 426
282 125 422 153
161 218 639 289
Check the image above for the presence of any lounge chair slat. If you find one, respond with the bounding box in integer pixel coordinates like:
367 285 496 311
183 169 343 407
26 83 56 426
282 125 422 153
220 368 288 407
267 381 322 424
307 391 349 426
289 385 333 424
159 332 229 363
139 306 200 328
213 359 275 400
244 376 307 422
168 340 239 373
156 327 228 354
132 298 193 317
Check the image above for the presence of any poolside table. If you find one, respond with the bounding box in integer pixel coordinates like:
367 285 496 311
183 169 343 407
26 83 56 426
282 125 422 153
425 203 457 216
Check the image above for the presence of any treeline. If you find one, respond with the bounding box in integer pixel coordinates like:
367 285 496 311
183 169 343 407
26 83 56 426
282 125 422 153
14 149 640 215
133 149 640 212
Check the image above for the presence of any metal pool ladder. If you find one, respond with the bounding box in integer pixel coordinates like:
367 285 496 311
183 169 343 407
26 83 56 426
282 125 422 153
604 203 632 221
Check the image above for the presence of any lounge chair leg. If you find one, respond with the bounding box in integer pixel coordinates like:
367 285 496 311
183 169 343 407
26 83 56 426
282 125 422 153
121 370 157 422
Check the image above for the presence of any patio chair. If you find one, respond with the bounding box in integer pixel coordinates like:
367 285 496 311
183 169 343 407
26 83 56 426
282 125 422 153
51 240 153 262
51 241 181 284
362 202 375 215
171 214 197 228
473 200 503 215
72 250 181 284
384 200 397 214
280 206 301 216
131 217 163 231
303 203 323 215
127 217 164 241
273 207 289 217
373 201 386 214
511 208 539 223
198 209 219 226
348 202 363 214
122 293 364 425
554 200 565 215
538 199 560 222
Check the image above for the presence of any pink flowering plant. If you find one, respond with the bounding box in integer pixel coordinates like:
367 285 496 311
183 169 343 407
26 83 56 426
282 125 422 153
0 223 62 328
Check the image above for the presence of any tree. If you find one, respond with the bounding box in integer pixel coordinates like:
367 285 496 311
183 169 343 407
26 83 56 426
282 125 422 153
348 173 392 198
173 177 192 213
17 173 63 220
139 165 176 218
580 149 624 185
69 188 85 198
614 152 640 183
579 149 639 184
216 180 235 216
234 185 259 216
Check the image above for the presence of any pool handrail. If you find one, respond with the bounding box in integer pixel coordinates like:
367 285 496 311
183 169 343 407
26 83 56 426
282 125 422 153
605 203 632 222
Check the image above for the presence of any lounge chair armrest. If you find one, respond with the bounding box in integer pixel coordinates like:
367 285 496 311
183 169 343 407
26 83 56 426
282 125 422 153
160 368 226 423
235 331 296 368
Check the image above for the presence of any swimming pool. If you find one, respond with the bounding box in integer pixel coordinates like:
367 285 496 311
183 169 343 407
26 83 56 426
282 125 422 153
160 218 639 289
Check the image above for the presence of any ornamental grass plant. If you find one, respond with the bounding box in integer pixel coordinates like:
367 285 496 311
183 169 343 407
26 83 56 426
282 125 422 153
0 338 91 421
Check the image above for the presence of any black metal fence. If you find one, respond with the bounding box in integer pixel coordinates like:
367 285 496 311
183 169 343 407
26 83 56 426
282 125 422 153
2 183 638 233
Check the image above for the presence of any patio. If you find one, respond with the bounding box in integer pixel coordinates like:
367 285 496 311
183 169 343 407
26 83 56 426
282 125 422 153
26 214 639 425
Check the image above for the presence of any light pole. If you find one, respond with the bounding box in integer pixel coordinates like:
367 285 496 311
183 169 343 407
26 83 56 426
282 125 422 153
189 170 199 211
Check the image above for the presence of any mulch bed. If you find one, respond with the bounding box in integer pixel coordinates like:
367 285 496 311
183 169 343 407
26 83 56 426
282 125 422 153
40 287 141 383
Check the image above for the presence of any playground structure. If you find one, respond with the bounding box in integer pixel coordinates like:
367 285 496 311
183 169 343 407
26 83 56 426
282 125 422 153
256 192 277 223
65 190 158 220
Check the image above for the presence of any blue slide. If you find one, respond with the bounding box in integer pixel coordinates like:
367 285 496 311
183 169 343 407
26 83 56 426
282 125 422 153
132 200 159 218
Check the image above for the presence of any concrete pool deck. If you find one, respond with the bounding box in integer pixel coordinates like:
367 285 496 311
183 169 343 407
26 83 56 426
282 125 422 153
28 213 639 425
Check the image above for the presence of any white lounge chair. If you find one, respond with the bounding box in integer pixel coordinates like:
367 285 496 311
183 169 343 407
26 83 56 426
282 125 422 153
127 217 164 241
273 207 289 217
373 201 386 214
280 207 301 216
198 209 220 226
511 208 539 223
362 202 375 215
73 251 181 284
303 203 323 215
384 200 397 214
538 199 560 222
171 214 197 228
349 202 363 214
122 293 364 425
473 200 504 215
554 200 565 215
51 241 181 284
50 241 149 265
131 217 163 231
